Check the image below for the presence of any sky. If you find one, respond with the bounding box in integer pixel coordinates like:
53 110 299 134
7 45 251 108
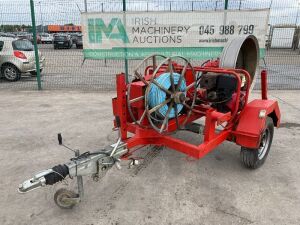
0 0 299 26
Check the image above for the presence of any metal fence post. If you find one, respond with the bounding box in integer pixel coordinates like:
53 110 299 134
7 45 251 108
30 0 42 90
101 2 107 67
84 0 88 12
224 0 229 9
38 1 44 33
123 0 129 83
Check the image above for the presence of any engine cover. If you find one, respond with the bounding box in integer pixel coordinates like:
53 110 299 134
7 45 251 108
215 75 237 101
199 73 237 112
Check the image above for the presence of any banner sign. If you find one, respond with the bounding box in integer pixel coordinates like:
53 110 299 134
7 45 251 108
81 9 269 59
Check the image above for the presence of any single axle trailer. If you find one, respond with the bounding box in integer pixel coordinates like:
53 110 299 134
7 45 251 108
18 35 280 209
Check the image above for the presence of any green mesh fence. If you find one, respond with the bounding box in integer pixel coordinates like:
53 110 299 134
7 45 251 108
0 0 299 90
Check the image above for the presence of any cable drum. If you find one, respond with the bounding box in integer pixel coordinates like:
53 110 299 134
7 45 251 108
148 72 186 118
131 55 197 133
219 35 259 89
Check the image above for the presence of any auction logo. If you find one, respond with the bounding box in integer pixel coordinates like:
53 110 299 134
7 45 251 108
88 18 129 44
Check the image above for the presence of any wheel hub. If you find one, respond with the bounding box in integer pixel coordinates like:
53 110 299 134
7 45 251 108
173 92 186 104
4 67 16 79
258 129 270 160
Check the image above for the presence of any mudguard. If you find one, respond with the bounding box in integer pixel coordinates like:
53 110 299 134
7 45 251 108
233 99 280 149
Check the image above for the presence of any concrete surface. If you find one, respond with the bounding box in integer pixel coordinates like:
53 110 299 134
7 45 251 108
0 90 299 225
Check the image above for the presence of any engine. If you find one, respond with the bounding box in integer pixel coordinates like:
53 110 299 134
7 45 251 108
198 72 245 113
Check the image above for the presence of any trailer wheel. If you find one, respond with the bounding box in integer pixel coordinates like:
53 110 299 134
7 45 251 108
240 117 274 169
54 188 78 209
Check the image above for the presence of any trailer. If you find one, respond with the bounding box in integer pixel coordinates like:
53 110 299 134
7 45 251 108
18 35 280 209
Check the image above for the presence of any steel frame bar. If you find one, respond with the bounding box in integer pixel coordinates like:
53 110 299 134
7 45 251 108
124 121 230 159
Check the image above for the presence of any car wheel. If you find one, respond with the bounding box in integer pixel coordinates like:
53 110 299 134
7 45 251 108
30 69 43 76
1 64 21 82
240 117 274 169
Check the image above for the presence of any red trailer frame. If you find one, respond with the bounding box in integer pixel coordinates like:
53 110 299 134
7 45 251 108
112 65 280 160
17 35 282 208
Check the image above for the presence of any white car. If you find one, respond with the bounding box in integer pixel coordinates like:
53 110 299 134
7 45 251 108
0 37 45 81
41 33 53 44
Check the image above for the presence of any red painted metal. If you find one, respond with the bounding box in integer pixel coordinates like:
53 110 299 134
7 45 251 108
115 73 128 140
125 123 231 159
261 70 268 100
233 99 280 148
111 61 281 160
203 59 220 68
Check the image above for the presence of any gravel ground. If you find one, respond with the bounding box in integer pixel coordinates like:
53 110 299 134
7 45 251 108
0 90 299 225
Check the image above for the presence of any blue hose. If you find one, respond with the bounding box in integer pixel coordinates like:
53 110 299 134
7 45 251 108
148 72 186 118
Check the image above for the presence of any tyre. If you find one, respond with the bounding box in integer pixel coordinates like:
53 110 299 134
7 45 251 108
240 117 274 169
1 64 21 82
54 188 78 209
30 69 43 76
